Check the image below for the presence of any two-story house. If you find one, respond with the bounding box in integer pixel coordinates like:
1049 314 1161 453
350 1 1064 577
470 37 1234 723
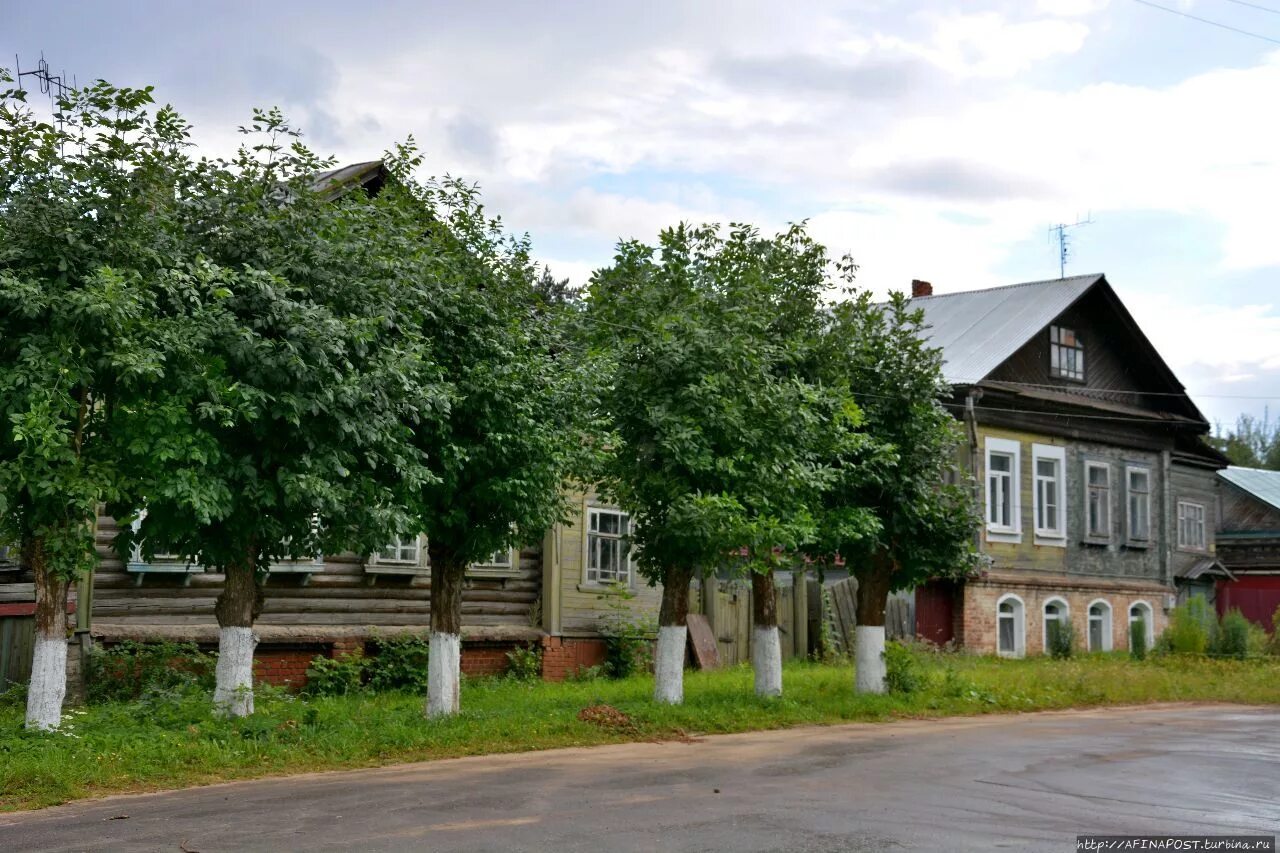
907 274 1227 656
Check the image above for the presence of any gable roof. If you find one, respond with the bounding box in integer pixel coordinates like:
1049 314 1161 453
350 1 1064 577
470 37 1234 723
908 273 1102 385
1220 466 1280 513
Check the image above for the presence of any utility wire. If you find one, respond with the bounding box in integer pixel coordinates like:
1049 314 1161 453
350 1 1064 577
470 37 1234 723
947 378 1280 401
1216 0 1280 17
1130 0 1280 45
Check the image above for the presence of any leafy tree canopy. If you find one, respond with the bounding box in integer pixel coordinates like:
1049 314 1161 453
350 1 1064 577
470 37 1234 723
1211 412 1280 471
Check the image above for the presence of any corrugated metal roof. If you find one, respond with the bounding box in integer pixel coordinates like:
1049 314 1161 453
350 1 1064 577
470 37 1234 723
1220 466 1280 513
909 274 1104 385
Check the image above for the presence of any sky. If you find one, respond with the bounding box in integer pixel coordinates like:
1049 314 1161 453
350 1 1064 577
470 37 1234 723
4 0 1279 428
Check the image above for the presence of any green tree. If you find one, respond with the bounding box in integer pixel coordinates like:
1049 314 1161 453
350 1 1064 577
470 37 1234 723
1211 412 1280 471
122 115 438 717
807 292 979 694
0 73 197 729
385 156 596 717
588 223 847 702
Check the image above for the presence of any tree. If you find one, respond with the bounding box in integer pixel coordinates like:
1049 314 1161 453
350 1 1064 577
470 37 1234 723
808 292 978 694
0 73 197 728
385 158 596 718
123 116 437 717
1211 412 1280 471
588 223 845 702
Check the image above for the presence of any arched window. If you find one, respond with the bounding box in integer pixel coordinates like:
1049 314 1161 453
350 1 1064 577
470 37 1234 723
1129 601 1154 649
1088 600 1113 652
997 594 1025 658
1043 597 1070 653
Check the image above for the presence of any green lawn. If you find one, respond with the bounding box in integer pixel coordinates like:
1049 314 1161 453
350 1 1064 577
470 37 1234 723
3 652 1279 812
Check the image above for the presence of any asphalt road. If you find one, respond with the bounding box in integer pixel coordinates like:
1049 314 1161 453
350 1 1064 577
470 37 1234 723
3 704 1278 853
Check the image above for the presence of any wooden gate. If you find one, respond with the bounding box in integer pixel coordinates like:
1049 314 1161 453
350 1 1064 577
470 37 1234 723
822 577 918 656
700 575 810 666
0 616 35 690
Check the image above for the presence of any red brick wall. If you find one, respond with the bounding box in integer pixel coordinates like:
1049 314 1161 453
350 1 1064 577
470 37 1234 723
541 636 606 681
460 643 516 677
253 648 319 689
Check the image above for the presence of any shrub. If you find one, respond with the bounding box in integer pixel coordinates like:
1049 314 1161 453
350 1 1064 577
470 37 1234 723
365 634 431 693
1161 598 1215 656
1215 609 1251 660
597 585 656 679
303 654 365 697
505 644 542 682
1047 620 1075 660
87 640 215 703
1129 618 1148 661
883 640 924 695
1268 605 1280 657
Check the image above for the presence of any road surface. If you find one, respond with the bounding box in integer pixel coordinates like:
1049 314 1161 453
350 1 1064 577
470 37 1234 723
3 704 1278 852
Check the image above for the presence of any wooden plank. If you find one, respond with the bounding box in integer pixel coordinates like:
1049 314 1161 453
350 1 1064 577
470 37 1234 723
686 613 720 670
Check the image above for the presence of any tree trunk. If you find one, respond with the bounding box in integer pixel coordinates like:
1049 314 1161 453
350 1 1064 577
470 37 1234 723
751 569 782 697
854 550 895 695
427 541 465 718
26 537 68 731
213 554 262 717
654 564 693 705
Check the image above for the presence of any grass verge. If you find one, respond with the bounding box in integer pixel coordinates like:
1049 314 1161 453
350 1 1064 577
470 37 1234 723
3 652 1279 811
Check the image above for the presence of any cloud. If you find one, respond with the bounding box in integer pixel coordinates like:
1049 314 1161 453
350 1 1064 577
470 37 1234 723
861 158 1057 202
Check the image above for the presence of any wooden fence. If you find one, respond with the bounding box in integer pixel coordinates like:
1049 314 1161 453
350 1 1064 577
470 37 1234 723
695 575 813 666
822 577 916 657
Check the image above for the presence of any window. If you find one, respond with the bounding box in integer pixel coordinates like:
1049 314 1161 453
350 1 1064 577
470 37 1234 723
1088 600 1113 652
586 508 632 585
469 546 522 578
1129 601 1154 649
1032 444 1066 542
1049 324 1085 381
1043 598 1070 653
985 437 1022 540
997 594 1025 658
127 508 190 566
1085 461 1111 540
1126 466 1151 543
1177 501 1207 551
378 535 422 565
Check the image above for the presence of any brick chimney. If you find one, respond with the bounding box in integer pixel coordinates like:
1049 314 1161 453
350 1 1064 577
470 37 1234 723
911 279 933 298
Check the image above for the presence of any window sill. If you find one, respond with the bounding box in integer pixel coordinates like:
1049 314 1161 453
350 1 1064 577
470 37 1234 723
1124 540 1150 550
364 564 430 576
1081 536 1112 547
577 583 632 595
985 528 1022 545
1033 533 1067 548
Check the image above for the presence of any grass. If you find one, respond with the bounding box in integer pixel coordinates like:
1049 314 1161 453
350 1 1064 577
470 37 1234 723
3 651 1280 812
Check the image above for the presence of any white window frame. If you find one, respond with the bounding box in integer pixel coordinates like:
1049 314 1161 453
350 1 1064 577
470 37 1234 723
469 546 522 579
1128 601 1155 649
1084 460 1112 542
1042 597 1070 653
1177 501 1208 552
583 506 633 587
367 533 430 575
1087 599 1113 652
1032 444 1066 545
1126 465 1152 545
984 437 1022 543
996 593 1026 658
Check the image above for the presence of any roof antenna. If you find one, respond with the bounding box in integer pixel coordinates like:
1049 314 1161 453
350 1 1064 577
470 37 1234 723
1048 214 1093 279
13 52 77 147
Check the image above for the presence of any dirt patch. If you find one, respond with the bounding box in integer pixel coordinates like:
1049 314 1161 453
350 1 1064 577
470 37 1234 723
577 704 637 733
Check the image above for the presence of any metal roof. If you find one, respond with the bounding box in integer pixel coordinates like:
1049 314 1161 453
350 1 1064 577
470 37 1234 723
309 160 386 200
1220 466 1280 513
909 274 1104 385
1176 557 1235 581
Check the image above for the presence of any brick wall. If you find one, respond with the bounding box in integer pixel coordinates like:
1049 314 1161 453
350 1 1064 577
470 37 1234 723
460 642 517 677
253 647 321 689
541 636 606 681
961 575 1169 656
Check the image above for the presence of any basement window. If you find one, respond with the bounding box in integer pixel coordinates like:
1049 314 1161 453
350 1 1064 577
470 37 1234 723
1049 325 1085 382
1043 598 1070 653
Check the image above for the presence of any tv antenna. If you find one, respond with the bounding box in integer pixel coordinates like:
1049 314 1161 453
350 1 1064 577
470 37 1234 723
1048 214 1093 279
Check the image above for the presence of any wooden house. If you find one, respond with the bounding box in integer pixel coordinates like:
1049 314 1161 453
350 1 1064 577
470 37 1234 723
1216 466 1280 629
905 274 1227 656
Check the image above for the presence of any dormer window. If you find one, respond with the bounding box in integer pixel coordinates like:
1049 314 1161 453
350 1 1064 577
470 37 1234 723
1049 325 1084 381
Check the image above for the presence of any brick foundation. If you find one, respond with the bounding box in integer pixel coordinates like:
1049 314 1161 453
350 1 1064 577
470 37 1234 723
959 574 1170 656
253 647 324 689
540 636 607 681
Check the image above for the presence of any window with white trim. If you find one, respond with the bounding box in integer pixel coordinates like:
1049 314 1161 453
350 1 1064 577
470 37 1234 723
586 507 632 585
1032 444 1065 540
1049 325 1085 381
1043 598 1070 652
1088 600 1112 652
469 546 522 578
1085 461 1111 540
1126 466 1151 543
378 535 422 565
985 438 1022 539
127 508 191 567
997 595 1025 658
1177 501 1207 551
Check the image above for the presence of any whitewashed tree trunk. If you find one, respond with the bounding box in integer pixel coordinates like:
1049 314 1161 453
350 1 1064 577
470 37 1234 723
654 625 687 705
752 626 782 697
426 631 461 718
214 627 257 717
855 625 886 694
26 634 67 730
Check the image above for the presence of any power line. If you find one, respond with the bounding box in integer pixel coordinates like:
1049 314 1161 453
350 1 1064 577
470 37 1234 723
1216 0 1280 17
948 378 1280 401
1130 0 1280 45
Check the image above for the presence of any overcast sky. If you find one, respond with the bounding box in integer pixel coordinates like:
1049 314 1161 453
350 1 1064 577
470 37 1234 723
5 0 1279 427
